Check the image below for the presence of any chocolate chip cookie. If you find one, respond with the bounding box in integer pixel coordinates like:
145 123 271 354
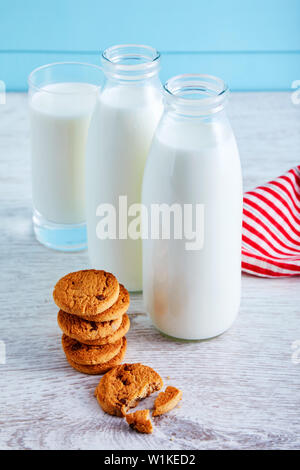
53 270 120 316
57 310 123 343
95 363 163 417
77 314 130 345
62 334 122 365
66 337 127 375
79 284 130 322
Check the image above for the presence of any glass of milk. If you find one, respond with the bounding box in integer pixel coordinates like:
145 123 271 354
28 62 103 251
86 45 163 291
142 74 243 340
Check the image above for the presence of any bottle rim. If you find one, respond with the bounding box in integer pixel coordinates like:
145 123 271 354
164 74 229 114
102 44 161 79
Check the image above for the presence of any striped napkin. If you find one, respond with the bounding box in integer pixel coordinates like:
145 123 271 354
242 165 300 277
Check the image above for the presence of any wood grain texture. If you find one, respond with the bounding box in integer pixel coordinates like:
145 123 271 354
0 92 300 450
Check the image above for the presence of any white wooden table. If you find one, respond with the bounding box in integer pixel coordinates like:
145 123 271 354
0 92 300 450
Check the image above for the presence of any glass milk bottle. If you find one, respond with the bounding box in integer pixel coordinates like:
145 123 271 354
86 45 163 291
142 74 243 340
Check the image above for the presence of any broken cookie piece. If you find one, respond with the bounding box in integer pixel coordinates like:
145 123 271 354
153 386 182 416
95 363 163 417
126 409 153 434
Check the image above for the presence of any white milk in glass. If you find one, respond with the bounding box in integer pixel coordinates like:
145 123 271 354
86 85 163 291
30 82 98 224
142 75 243 340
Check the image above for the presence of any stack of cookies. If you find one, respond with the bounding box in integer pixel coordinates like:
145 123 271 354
53 270 130 375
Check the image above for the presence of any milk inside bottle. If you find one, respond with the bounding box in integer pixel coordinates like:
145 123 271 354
142 74 243 340
86 45 163 291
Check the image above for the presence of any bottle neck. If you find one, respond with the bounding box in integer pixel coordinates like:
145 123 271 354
102 44 161 82
164 74 229 118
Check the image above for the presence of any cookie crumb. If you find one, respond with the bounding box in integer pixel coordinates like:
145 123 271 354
153 386 182 416
126 410 153 434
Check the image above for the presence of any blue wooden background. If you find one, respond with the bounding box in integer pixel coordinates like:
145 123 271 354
1 0 300 91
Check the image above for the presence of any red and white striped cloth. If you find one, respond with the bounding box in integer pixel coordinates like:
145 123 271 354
242 165 300 277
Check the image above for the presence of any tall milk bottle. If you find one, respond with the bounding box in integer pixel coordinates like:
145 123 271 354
86 45 163 291
142 75 243 340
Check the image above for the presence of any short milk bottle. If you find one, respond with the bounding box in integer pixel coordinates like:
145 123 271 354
142 74 243 340
86 45 163 291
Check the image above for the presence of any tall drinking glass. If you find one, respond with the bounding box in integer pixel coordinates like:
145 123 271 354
28 62 103 251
